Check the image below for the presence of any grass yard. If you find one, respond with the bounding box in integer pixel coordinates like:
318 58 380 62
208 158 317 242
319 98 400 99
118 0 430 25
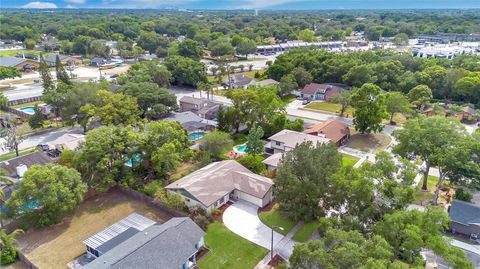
292 221 319 242
413 175 440 205
303 102 355 117
10 101 45 109
0 147 37 162
198 222 268 269
17 189 171 269
342 154 359 168
346 128 392 153
0 50 51 57
258 204 296 235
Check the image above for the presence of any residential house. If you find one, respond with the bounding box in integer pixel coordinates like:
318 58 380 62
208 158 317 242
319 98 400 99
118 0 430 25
459 106 478 122
179 96 224 120
298 83 345 101
0 56 39 72
226 74 258 89
90 57 108 67
43 54 82 67
0 151 55 201
46 133 85 151
265 129 331 155
165 160 274 212
262 152 283 171
166 111 216 133
83 213 205 269
449 200 480 238
304 120 350 146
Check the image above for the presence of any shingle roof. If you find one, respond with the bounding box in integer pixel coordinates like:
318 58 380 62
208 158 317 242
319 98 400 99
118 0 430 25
166 112 217 132
43 54 69 63
268 129 331 150
165 160 274 207
0 152 55 178
0 56 27 67
304 120 349 144
300 83 342 95
262 153 283 168
255 79 279 86
463 106 476 115
179 96 207 106
84 217 205 269
449 200 480 225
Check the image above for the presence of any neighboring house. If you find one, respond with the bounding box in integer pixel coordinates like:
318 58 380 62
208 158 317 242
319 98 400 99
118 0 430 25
43 54 82 67
262 152 283 171
0 151 56 201
299 83 345 101
46 133 85 151
449 200 480 238
226 74 258 89
90 57 108 67
83 213 205 269
265 129 331 155
304 120 350 146
0 56 39 72
138 54 157 61
166 111 217 133
179 96 224 121
459 106 478 122
165 160 274 212
253 79 280 87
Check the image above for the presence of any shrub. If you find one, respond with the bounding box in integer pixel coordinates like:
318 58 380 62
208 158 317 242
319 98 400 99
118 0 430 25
0 246 17 265
142 180 163 197
237 154 266 174
193 215 211 230
454 188 473 202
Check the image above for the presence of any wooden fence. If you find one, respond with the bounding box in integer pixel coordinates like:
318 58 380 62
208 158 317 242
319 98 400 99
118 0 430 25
0 104 31 119
8 96 43 107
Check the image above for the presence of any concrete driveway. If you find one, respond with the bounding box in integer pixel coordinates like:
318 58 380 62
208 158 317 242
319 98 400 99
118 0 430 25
223 200 283 250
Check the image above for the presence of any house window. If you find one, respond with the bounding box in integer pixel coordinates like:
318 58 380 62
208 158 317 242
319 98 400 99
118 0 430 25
219 196 225 204
275 141 281 146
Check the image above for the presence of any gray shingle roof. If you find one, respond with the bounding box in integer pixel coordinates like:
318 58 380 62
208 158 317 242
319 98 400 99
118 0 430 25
84 217 205 269
0 152 55 178
43 54 68 63
0 56 27 67
165 160 274 207
449 200 480 225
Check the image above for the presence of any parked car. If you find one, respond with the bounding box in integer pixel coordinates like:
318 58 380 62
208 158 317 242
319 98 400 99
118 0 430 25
110 74 119 78
302 99 311 105
36 143 49 151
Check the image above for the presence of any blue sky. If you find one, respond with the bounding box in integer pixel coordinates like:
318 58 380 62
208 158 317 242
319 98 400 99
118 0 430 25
4 0 480 10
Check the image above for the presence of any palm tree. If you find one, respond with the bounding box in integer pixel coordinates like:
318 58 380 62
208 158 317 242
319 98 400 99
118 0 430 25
0 228 23 248
0 168 13 228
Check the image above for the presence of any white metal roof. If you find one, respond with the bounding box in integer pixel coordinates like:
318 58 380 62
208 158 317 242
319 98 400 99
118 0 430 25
82 213 156 249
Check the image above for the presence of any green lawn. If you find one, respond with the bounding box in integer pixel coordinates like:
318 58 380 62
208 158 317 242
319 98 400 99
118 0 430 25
0 50 51 57
198 222 268 269
258 204 296 235
11 101 44 109
304 102 355 117
292 221 319 242
413 175 440 205
342 154 359 168
0 147 37 162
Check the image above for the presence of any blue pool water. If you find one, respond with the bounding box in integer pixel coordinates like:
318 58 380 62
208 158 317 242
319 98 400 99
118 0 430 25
125 153 142 167
234 144 248 153
189 132 206 141
17 106 35 115
1 199 39 214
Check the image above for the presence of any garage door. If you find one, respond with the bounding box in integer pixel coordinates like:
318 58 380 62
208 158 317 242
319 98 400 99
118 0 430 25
236 191 263 207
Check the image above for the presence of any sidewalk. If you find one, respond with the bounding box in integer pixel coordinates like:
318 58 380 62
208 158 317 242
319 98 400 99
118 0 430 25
253 221 303 269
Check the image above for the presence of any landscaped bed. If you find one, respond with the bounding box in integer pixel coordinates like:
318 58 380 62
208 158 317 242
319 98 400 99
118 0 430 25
16 189 171 269
198 222 268 269
258 203 296 235
345 128 392 153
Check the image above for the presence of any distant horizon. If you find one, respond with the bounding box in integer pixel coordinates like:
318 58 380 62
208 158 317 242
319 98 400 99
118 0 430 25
2 0 479 11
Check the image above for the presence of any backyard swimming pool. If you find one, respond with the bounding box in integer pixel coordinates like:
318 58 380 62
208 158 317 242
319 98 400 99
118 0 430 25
125 153 142 167
189 132 206 141
1 199 39 214
233 144 248 153
17 106 36 115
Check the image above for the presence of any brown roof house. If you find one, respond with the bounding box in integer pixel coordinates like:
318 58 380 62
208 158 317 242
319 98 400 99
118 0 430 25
459 106 478 123
179 96 225 120
299 83 345 101
304 120 350 146
0 56 39 72
165 160 274 212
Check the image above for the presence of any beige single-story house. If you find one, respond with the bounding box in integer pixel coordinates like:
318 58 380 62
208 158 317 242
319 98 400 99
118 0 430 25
265 129 331 155
165 160 274 212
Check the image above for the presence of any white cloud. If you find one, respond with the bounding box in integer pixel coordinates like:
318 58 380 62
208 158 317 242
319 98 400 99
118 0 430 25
21 1 58 8
64 0 86 4
101 0 198 8
66 4 77 8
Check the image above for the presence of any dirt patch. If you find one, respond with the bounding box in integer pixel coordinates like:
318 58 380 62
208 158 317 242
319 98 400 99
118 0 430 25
16 189 171 269
346 129 392 153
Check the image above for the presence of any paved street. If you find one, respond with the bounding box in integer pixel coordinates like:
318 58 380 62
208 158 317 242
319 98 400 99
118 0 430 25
0 127 83 154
